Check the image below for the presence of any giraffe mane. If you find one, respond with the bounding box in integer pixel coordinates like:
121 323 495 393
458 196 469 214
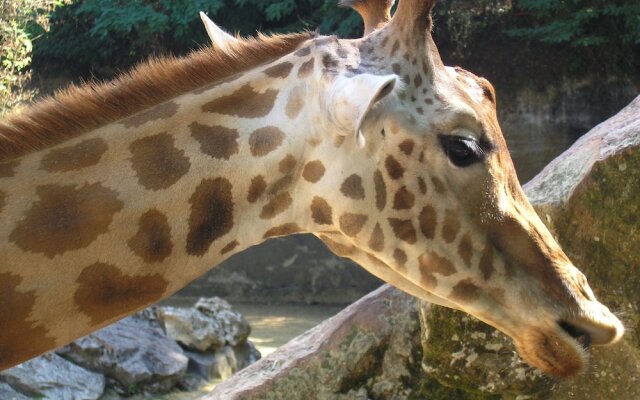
0 31 314 161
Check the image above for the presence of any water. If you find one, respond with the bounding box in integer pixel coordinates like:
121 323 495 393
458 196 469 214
505 129 576 183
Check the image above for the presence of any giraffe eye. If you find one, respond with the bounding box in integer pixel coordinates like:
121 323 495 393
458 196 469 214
438 135 487 167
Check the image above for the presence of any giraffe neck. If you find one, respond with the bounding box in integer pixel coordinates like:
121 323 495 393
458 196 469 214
0 51 329 369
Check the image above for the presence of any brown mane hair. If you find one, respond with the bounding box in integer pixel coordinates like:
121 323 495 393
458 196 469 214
0 31 314 161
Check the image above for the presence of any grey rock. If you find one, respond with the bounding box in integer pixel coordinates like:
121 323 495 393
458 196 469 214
0 382 30 400
206 285 426 400
159 306 226 351
233 340 261 370
184 347 236 381
159 297 251 351
184 341 261 381
196 297 251 346
57 312 188 394
0 352 105 400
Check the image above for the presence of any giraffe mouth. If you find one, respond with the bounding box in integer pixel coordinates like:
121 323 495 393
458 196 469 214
558 320 592 351
514 324 589 378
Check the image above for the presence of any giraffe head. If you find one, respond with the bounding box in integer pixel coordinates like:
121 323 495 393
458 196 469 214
271 0 623 377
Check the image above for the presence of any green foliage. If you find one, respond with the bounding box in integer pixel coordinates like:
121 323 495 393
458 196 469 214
36 0 226 70
9 0 639 84
35 0 360 72
507 1 640 47
502 0 640 77
0 0 56 114
431 0 512 57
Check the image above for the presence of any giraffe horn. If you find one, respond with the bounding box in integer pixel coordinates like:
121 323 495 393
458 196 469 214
339 0 395 36
199 11 240 50
389 0 436 34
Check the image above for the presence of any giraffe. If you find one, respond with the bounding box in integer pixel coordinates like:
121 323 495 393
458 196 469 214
0 0 623 378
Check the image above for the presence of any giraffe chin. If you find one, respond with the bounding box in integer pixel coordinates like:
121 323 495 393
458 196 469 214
514 327 588 378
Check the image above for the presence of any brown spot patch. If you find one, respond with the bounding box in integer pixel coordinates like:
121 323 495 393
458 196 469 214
321 54 338 70
431 176 446 194
0 190 5 214
340 174 365 200
294 46 311 57
385 155 404 180
458 234 473 268
220 240 240 255
419 205 437 239
420 250 457 276
442 209 461 243
127 209 173 263
0 272 56 370
302 160 325 183
264 61 294 78
339 213 368 237
479 244 494 280
263 222 302 238
122 101 179 128
186 177 234 256
247 175 267 203
269 175 293 195
129 133 190 191
202 84 277 118
449 279 481 304
279 154 297 174
10 183 123 258
190 122 239 160
40 138 108 172
391 40 400 56
286 86 304 119
374 169 387 211
319 235 354 257
368 223 384 252
260 191 293 219
0 160 19 177
311 196 333 225
249 126 285 157
393 187 415 210
417 176 427 195
388 218 417 244
393 249 408 270
398 139 414 156
298 58 315 78
74 262 168 325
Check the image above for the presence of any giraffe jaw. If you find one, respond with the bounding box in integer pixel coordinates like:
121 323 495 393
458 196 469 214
514 325 589 378
512 304 624 378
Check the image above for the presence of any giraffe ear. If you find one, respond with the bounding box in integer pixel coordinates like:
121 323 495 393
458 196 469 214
199 12 240 51
327 73 398 147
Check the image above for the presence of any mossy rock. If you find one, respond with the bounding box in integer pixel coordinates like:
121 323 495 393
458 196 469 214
550 146 640 348
421 305 551 398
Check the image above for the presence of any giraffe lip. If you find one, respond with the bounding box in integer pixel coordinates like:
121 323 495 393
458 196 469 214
558 320 592 350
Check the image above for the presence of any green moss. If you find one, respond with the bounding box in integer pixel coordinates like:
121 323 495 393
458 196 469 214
556 146 640 348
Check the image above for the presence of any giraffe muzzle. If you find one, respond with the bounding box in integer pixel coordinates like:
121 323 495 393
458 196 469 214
558 320 592 350
558 301 625 346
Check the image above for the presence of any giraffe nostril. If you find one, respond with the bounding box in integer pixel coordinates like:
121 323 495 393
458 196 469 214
558 320 592 350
